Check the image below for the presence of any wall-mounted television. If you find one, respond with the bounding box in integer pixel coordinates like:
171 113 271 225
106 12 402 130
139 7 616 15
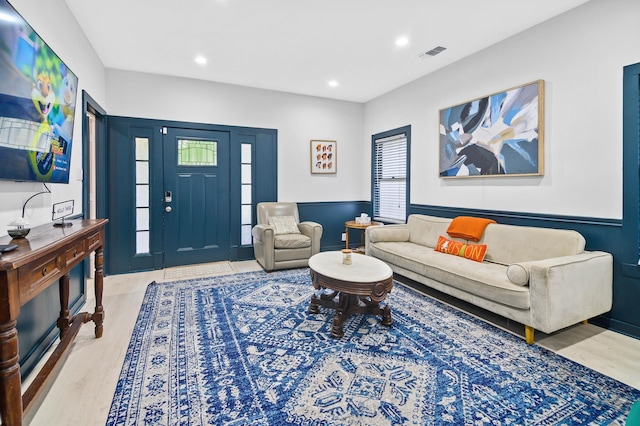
0 0 78 183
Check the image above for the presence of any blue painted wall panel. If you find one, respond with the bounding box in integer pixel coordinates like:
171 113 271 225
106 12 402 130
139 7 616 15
17 261 85 380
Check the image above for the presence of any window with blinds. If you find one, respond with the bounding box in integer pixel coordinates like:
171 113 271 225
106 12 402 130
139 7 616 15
373 131 408 223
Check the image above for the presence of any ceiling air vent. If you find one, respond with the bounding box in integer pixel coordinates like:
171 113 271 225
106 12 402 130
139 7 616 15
419 46 447 59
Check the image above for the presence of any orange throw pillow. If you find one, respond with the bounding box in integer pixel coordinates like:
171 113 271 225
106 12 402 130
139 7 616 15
434 235 487 263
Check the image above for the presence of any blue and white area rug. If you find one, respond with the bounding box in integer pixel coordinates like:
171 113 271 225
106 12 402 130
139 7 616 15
107 269 640 425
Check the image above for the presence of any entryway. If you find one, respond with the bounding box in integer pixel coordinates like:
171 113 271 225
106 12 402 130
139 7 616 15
105 117 277 275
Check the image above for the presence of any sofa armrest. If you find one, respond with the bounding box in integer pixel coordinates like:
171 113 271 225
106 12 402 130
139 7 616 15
365 224 410 256
366 224 409 243
528 251 613 334
252 224 274 246
298 221 323 255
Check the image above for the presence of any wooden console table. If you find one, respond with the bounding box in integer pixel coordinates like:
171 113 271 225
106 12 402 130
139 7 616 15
0 219 108 425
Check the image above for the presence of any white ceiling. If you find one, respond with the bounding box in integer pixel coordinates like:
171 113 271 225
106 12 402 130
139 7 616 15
63 0 590 103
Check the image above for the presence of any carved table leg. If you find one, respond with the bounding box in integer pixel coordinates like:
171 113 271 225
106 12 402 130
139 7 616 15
57 273 71 339
91 247 105 338
331 312 346 338
309 294 320 314
0 320 22 426
331 293 351 338
381 304 393 326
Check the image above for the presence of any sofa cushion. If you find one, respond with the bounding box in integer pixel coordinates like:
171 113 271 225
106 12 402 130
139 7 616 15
434 235 487 262
370 241 530 309
268 216 301 235
407 215 452 247
274 233 310 249
479 223 586 265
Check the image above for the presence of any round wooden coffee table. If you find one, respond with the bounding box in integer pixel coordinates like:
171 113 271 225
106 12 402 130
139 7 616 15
308 251 393 338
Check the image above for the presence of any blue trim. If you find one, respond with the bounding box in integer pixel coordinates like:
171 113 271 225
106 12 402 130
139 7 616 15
623 62 640 268
619 61 640 339
409 204 619 249
371 125 411 222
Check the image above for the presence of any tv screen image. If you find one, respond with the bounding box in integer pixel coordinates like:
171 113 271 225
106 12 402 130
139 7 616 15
0 0 78 183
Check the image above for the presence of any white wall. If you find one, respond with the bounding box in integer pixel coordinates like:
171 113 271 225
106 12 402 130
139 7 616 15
364 0 639 219
0 0 106 236
105 69 364 203
3 0 635 238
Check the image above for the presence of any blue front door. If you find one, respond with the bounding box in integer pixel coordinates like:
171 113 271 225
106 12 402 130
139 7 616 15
163 127 230 267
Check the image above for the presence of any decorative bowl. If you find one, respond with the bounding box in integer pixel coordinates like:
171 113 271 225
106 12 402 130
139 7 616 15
8 228 30 239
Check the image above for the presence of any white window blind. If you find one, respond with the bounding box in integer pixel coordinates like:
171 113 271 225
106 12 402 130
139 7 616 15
373 133 407 223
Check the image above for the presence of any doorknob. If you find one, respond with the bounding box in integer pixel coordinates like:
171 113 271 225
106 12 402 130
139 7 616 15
165 206 172 213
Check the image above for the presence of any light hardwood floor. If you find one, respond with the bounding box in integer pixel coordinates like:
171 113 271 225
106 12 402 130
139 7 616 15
24 261 640 425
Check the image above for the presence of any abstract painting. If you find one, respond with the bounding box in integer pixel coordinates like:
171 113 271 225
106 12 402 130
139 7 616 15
439 80 544 178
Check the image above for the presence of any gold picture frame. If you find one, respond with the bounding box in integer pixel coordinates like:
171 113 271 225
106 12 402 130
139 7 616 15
310 140 336 174
439 80 544 178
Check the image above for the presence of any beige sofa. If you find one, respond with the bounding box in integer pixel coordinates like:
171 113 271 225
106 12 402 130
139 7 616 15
365 214 613 344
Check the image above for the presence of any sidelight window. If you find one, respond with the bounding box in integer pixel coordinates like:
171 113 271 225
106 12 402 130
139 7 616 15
241 143 253 245
135 137 150 254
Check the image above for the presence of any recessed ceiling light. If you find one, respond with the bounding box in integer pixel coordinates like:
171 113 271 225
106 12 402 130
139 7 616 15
195 55 207 65
328 80 339 88
395 36 409 47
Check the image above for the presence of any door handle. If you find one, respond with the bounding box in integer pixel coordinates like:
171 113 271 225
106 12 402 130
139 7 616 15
165 206 172 213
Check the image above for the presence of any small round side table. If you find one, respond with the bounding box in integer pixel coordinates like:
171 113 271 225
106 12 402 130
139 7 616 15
344 220 383 253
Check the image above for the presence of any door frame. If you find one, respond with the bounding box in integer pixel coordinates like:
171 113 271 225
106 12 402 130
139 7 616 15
82 91 107 222
82 91 107 277
104 116 278 275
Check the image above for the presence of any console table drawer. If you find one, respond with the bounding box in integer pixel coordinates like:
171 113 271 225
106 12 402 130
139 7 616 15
86 231 102 252
19 255 62 304
65 240 86 268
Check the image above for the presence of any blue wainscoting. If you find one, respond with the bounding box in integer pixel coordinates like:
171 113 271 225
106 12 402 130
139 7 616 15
297 201 373 251
17 260 85 380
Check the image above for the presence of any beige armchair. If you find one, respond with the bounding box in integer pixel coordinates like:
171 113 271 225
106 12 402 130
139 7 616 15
252 202 323 272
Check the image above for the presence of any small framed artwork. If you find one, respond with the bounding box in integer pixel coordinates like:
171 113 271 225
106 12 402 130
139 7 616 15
310 140 336 174
439 80 544 178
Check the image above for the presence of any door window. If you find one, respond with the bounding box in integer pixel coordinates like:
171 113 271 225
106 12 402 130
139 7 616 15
178 139 217 166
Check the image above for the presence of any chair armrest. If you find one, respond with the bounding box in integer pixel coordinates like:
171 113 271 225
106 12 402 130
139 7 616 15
252 224 274 246
298 221 322 237
298 221 323 255
528 251 613 333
